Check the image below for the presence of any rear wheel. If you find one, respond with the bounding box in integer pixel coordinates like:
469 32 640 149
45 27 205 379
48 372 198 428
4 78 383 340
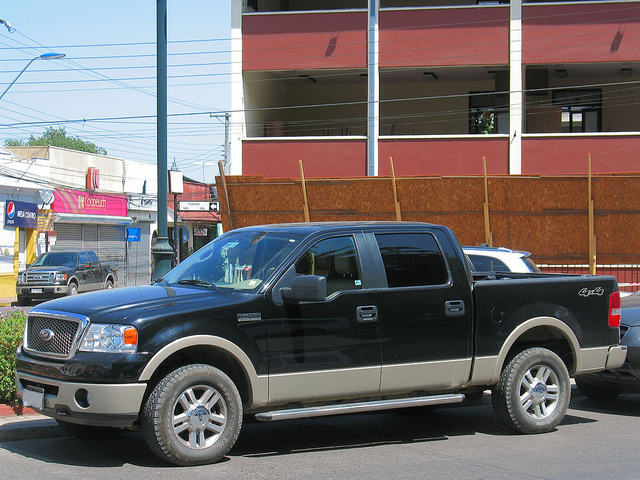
492 347 570 434
105 279 114 289
575 377 622 401
142 364 243 466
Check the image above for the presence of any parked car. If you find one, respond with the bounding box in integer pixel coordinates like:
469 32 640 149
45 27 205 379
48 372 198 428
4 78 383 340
463 245 541 274
16 222 624 466
576 291 640 399
16 250 117 306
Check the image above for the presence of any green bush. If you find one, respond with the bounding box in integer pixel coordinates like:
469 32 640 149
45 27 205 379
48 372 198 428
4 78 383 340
0 307 26 403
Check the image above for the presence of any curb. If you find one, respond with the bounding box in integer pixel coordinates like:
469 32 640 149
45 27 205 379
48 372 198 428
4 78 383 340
0 404 65 442
0 404 36 417
0 415 64 442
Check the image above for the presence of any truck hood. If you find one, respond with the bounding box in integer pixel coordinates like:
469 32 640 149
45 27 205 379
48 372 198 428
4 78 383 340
621 292 640 327
22 266 74 273
30 284 241 323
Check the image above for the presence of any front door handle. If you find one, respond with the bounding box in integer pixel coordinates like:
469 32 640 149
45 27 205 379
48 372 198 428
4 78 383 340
445 300 466 317
357 305 378 323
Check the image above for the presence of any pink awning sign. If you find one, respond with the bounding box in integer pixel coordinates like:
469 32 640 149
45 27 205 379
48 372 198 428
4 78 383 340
53 189 128 217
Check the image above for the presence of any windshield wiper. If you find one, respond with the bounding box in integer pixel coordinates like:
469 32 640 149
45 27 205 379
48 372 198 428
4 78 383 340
176 279 220 291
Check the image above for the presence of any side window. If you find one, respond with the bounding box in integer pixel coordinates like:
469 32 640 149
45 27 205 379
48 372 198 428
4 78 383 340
375 233 448 288
468 254 509 272
295 236 362 297
87 252 99 265
79 254 91 267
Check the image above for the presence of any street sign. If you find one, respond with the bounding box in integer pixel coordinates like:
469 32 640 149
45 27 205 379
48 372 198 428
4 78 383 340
179 201 220 212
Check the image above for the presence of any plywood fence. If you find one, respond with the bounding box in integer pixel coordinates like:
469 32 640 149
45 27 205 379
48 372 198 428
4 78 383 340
214 169 640 265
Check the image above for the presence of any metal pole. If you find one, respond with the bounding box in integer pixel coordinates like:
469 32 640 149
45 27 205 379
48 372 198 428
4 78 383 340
151 0 174 280
367 0 380 177
173 193 179 265
224 112 230 174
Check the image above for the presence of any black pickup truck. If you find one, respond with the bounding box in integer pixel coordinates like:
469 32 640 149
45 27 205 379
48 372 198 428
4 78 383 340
16 250 118 305
16 222 626 466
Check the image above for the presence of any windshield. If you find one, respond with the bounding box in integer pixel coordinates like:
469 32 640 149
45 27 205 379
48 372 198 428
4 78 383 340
164 230 303 291
32 252 78 268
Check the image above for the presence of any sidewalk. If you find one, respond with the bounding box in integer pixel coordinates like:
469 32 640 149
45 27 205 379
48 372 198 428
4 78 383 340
0 408 64 442
0 296 16 307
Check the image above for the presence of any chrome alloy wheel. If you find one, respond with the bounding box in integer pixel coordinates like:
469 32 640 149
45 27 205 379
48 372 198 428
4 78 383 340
519 364 560 420
172 384 228 450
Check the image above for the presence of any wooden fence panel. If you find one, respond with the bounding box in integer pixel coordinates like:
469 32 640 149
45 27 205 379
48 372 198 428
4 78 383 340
215 173 640 264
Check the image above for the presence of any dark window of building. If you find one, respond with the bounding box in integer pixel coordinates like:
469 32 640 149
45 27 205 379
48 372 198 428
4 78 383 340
552 89 602 133
374 233 448 288
469 92 509 134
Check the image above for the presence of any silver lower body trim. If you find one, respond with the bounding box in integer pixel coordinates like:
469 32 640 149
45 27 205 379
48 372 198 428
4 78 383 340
255 393 465 422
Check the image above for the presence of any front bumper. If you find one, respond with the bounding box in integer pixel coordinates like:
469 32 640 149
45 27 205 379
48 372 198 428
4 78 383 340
16 371 146 427
17 284 69 298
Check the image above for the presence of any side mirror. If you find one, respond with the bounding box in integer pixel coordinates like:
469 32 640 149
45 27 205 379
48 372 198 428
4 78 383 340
25 264 31 269
81 263 91 270
280 275 327 304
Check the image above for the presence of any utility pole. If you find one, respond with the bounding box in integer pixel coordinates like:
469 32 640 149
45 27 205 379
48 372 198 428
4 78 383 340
151 0 174 280
211 112 231 174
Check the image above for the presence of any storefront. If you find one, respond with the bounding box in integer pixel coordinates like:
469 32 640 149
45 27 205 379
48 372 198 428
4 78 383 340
49 188 132 284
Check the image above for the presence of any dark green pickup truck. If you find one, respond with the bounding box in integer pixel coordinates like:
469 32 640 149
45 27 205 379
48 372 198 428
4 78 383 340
16 222 626 466
16 250 117 305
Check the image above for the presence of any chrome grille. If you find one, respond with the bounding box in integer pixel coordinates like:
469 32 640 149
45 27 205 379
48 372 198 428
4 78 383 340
25 272 53 283
25 315 83 359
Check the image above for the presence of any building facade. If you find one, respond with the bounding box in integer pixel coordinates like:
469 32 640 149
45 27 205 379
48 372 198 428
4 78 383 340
5 146 158 293
231 0 640 178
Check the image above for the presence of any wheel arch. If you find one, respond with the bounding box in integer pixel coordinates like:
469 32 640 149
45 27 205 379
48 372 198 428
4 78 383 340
139 335 268 409
491 316 581 383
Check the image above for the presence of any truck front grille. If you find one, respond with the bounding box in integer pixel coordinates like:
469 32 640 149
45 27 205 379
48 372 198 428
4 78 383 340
25 314 85 360
25 272 53 283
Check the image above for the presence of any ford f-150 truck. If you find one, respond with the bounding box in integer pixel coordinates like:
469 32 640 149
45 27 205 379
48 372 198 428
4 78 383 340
16 222 626 466
16 250 118 306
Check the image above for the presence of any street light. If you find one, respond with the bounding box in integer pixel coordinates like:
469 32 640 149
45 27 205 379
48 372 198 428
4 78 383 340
0 52 66 101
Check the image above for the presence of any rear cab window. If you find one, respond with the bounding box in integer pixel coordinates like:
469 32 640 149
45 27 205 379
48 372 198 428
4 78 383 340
374 232 449 288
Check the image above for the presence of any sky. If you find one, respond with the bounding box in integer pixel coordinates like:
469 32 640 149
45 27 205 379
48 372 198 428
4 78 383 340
0 0 232 183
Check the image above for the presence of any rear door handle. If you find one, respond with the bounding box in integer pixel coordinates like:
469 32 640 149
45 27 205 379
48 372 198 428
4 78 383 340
357 305 378 323
445 300 466 317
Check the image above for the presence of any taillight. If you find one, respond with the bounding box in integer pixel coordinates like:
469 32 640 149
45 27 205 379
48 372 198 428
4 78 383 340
609 291 621 328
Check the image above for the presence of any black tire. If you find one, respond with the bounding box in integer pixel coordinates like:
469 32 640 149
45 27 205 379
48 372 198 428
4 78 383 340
105 279 114 289
56 419 122 439
492 347 570 434
141 364 243 466
575 376 622 401
17 295 31 306
67 282 79 296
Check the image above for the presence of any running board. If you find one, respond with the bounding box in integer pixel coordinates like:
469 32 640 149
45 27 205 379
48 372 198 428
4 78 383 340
254 394 465 422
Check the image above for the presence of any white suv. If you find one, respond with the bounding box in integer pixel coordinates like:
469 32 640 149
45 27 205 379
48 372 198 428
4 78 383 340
463 245 541 274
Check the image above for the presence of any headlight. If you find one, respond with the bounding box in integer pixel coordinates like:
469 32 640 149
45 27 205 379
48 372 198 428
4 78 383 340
79 324 138 353
55 273 68 282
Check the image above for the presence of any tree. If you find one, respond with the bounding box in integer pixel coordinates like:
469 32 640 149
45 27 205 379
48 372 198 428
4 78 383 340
5 127 107 155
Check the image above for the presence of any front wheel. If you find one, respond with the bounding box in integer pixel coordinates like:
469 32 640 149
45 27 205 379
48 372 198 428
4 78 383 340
492 347 570 434
17 295 31 306
67 282 78 296
142 364 243 466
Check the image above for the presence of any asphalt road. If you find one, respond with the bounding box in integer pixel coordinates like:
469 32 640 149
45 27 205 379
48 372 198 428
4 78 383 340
2 387 638 480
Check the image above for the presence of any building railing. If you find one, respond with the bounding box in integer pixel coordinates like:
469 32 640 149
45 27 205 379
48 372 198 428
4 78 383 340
538 264 640 294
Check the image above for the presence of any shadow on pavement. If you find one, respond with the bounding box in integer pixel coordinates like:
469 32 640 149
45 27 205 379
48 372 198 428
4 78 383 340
0 393 603 468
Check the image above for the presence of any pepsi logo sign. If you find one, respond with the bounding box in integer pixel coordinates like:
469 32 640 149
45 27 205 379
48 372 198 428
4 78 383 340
6 201 15 220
